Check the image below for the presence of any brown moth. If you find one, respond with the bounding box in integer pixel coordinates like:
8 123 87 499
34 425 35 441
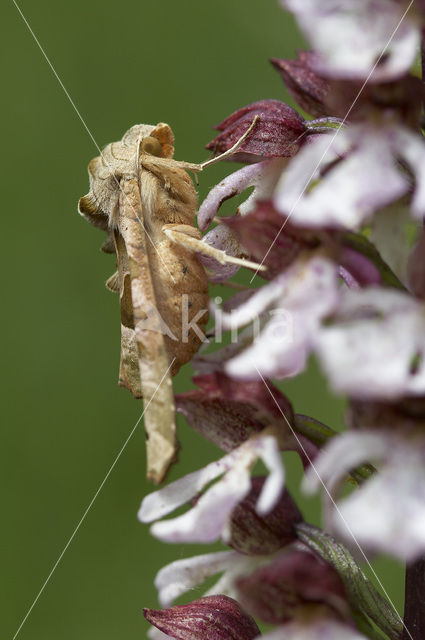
78 119 260 483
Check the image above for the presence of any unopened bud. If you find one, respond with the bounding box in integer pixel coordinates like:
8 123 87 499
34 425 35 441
206 100 306 163
271 52 330 118
144 594 260 640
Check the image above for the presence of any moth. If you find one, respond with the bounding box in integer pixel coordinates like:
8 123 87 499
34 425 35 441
78 119 260 483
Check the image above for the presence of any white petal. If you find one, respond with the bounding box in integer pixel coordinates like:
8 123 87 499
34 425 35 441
225 314 308 380
333 445 425 561
192 323 257 375
198 163 260 230
203 555 267 600
303 430 387 496
154 550 239 607
283 0 419 81
220 270 289 331
394 128 425 218
256 436 286 514
138 456 230 523
304 429 425 562
275 127 407 229
147 627 173 640
315 287 425 398
150 459 252 543
149 435 285 544
239 158 289 216
225 256 338 380
198 158 288 230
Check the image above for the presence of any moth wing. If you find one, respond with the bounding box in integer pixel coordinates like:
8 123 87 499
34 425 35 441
117 179 178 484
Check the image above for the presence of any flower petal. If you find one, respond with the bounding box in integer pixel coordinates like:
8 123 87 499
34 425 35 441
315 287 425 398
303 430 387 496
303 430 425 562
224 256 339 380
148 435 285 544
274 126 408 229
198 159 287 230
154 551 241 607
148 627 173 640
138 457 230 523
394 128 425 218
199 224 241 282
283 0 420 81
334 461 425 561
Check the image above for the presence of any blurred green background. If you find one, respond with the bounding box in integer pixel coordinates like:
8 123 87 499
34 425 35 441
2 1 403 638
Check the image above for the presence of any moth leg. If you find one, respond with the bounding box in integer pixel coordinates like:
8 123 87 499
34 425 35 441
162 223 266 272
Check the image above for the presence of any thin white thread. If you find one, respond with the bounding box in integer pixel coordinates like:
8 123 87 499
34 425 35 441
256 368 413 640
11 0 176 283
250 0 415 282
11 358 176 640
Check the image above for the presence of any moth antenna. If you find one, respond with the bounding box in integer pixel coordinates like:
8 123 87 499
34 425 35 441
200 115 259 169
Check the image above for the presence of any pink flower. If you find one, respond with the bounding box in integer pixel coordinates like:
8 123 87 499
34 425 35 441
274 124 425 230
219 256 339 381
198 158 288 230
304 428 425 561
282 0 420 81
151 550 263 608
138 432 285 544
314 287 425 399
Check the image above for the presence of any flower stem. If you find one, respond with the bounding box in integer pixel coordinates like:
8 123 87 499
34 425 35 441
402 558 425 640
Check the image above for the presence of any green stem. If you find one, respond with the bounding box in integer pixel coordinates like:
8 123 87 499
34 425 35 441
341 232 405 291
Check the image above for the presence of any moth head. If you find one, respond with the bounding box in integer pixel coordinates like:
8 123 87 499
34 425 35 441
140 136 164 157
122 123 175 159
149 122 175 158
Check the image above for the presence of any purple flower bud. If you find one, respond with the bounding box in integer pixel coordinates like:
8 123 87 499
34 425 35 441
144 594 260 640
176 372 293 452
236 548 349 625
271 52 330 118
206 100 306 163
227 476 303 555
